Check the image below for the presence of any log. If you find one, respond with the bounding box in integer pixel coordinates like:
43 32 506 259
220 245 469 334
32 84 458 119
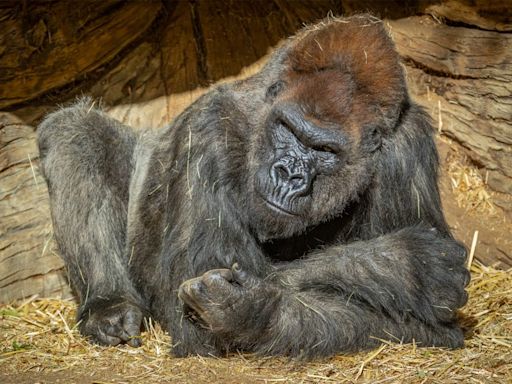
387 15 512 210
0 113 72 303
91 0 341 112
426 1 512 32
0 1 162 109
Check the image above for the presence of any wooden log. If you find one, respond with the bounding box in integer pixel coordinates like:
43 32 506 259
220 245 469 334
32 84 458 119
426 1 512 31
0 113 72 303
387 15 512 207
103 0 341 126
0 1 162 109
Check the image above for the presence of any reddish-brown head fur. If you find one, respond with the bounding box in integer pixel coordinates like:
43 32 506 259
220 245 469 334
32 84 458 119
282 15 406 140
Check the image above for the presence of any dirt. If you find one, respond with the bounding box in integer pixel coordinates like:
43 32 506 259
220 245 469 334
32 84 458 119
437 139 512 269
0 366 257 384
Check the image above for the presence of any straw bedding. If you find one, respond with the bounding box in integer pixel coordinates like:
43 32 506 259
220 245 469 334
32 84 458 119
0 262 510 384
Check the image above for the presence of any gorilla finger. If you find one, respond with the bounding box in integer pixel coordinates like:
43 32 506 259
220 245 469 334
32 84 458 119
201 269 234 290
101 321 136 346
232 263 260 288
179 277 204 299
463 269 471 287
122 311 143 347
93 329 122 346
127 335 142 347
178 282 209 313
203 268 233 282
183 299 205 318
453 289 468 308
103 321 124 338
232 263 248 281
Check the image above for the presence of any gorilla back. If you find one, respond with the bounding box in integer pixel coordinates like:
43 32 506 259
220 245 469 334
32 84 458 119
38 15 469 359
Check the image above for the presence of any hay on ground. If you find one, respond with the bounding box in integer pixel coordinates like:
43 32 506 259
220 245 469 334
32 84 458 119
0 262 511 384
444 141 496 215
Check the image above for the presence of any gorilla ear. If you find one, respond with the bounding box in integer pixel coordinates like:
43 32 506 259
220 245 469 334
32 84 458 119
361 124 382 153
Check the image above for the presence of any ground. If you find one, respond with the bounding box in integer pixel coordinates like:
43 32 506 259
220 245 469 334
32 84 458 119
0 261 511 384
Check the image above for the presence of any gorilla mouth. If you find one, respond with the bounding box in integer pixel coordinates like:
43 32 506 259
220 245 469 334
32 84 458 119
263 198 298 217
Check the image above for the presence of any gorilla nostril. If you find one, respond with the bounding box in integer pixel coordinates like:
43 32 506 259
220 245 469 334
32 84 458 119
289 174 304 187
275 164 289 179
270 161 313 198
271 164 291 184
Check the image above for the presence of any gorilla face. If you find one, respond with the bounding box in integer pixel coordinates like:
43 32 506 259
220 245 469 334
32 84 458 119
255 104 347 216
250 79 377 241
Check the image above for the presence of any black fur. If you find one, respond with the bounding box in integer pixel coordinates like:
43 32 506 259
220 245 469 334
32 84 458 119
38 15 469 359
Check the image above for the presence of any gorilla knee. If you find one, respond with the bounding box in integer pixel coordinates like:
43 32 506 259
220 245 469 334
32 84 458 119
38 97 99 159
37 97 135 189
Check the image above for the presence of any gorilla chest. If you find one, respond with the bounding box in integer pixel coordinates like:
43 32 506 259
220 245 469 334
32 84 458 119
261 215 347 262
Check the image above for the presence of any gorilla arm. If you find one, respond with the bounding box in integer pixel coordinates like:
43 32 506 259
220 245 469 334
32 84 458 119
179 226 469 358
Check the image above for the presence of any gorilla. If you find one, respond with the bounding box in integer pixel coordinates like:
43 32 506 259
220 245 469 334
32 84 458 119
38 15 469 359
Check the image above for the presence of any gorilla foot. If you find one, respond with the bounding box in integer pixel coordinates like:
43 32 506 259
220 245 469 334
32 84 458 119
78 297 144 347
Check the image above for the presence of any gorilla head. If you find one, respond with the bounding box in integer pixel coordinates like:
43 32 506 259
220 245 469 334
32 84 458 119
243 16 408 240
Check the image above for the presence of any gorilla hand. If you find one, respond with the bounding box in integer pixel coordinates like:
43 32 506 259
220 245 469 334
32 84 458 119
178 264 281 340
78 297 144 347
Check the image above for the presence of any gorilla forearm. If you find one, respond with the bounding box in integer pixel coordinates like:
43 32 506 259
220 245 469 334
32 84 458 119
253 290 464 358
276 227 469 326
180 227 468 357
255 228 469 356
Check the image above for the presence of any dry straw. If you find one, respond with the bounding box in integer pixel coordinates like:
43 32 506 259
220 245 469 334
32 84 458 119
1 261 510 383
446 149 495 215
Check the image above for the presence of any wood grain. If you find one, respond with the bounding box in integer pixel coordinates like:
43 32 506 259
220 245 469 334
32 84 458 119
0 1 162 109
388 16 512 200
0 113 72 302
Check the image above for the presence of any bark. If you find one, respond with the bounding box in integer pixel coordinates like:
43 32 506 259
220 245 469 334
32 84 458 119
388 16 512 200
0 1 162 109
0 113 72 302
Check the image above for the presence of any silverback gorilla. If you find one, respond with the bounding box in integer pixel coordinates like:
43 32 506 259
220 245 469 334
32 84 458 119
38 15 469 359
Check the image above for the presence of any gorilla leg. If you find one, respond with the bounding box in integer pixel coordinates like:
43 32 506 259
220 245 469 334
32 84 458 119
38 99 144 346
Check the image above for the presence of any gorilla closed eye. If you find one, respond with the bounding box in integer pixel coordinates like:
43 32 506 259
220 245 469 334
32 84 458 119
277 117 342 156
311 144 337 154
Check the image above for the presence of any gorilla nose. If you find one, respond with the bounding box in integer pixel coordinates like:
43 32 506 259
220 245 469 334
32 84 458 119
270 161 313 195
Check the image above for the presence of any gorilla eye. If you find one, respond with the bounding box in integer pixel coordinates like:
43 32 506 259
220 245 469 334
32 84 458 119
266 81 285 100
312 145 337 154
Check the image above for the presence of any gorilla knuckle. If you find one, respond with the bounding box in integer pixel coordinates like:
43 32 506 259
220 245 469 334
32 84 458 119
78 298 143 347
202 269 233 288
